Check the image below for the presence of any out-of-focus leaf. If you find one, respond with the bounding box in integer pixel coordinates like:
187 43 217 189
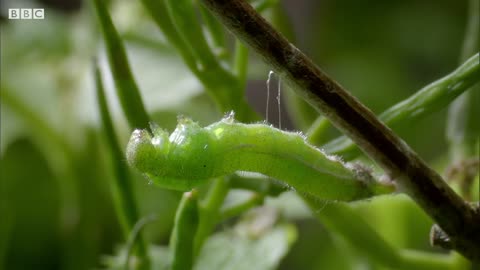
126 44 203 110
351 194 433 250
194 224 297 270
0 8 72 61
102 245 170 270
1 139 61 270
0 7 93 152
103 215 296 270
265 192 311 220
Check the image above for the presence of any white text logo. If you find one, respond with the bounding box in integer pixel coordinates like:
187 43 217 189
8 9 45 20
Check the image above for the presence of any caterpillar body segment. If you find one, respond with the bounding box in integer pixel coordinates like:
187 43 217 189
126 114 394 201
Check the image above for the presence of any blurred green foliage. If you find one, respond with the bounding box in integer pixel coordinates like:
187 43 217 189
1 0 477 269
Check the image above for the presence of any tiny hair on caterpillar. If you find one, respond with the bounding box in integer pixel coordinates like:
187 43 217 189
126 112 394 201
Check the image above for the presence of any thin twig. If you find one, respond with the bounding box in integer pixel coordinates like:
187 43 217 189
199 0 479 260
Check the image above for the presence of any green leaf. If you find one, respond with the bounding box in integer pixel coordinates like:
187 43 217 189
0 139 60 270
194 223 297 270
92 0 150 130
103 222 296 270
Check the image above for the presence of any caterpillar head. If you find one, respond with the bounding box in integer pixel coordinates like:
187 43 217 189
126 126 170 176
126 118 215 187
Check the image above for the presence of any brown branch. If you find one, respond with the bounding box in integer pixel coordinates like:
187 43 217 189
199 0 480 260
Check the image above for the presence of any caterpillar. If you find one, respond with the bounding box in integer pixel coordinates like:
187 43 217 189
126 112 393 201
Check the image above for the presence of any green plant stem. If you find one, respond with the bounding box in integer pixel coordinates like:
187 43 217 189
306 116 330 145
234 40 249 90
305 197 402 266
458 0 479 63
125 215 158 269
121 32 173 53
92 0 150 130
140 0 198 72
303 4 476 265
165 0 220 70
228 173 285 196
198 2 226 50
141 0 257 122
170 190 200 270
304 198 465 270
194 178 230 256
284 88 319 131
399 250 468 270
202 72 258 122
198 0 480 260
94 63 149 269
322 53 480 160
219 194 264 220
446 0 480 162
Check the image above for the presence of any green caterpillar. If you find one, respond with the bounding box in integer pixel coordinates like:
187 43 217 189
126 112 394 201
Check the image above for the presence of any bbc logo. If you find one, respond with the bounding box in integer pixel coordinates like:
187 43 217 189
8 9 45 20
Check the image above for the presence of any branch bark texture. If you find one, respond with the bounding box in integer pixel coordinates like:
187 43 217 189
199 0 480 260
